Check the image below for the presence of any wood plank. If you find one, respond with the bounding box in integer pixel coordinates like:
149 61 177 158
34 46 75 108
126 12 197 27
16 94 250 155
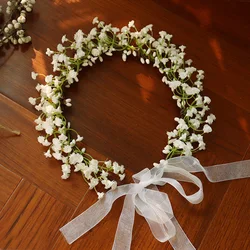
199 149 250 250
0 93 106 208
0 164 21 211
0 179 74 250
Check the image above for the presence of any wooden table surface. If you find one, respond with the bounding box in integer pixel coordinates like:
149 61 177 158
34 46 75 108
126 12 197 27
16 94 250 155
0 0 250 249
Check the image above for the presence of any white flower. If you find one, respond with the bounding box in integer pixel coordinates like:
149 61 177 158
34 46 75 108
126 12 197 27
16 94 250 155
167 80 181 91
67 70 78 84
76 134 83 142
140 57 145 64
53 152 62 160
74 29 84 48
184 86 200 96
122 53 127 62
42 117 54 135
28 97 36 105
185 59 193 65
119 174 125 181
105 160 112 168
83 167 93 180
88 178 99 189
89 159 99 173
128 20 135 28
92 48 100 57
199 140 206 150
65 98 72 107
38 136 45 144
75 49 85 59
61 173 69 179
174 118 189 130
204 96 211 104
74 163 87 172
61 35 67 43
101 170 108 179
111 181 117 190
195 95 203 106
162 145 171 154
54 117 62 127
173 139 185 149
190 119 200 129
97 192 104 199
186 107 197 117
179 45 186 52
44 149 52 158
165 34 172 41
178 70 188 79
46 48 54 56
58 134 67 142
203 124 212 133
167 129 178 139
45 75 53 83
206 114 216 124
101 179 117 190
92 17 99 24
69 153 83 165
31 72 38 80
62 164 71 174
63 145 72 153
57 43 64 52
112 162 124 174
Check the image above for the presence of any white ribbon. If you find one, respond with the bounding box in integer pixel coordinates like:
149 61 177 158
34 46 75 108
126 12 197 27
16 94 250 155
60 156 250 249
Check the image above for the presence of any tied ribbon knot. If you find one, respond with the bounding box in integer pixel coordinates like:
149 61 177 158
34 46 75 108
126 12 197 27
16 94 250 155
60 156 250 250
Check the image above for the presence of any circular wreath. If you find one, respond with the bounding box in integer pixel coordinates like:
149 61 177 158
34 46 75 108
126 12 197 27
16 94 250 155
29 17 215 199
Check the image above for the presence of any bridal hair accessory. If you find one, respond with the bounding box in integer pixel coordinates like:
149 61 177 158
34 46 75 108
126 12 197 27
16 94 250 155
29 18 215 197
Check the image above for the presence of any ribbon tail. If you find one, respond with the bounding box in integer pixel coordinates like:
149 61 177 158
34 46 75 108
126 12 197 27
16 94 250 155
112 194 135 250
203 159 250 182
169 217 196 250
60 185 131 244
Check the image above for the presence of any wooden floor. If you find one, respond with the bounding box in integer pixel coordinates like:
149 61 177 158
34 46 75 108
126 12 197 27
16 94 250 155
0 0 250 249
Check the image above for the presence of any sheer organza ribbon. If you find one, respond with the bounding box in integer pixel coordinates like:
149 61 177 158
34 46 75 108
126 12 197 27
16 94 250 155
60 156 250 249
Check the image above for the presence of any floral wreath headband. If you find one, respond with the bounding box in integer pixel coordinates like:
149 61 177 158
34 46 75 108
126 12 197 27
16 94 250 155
29 17 216 198
30 18 250 250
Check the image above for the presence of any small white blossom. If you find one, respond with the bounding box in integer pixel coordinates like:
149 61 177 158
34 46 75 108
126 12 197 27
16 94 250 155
204 96 211 104
76 134 84 142
92 17 99 24
69 153 83 165
203 124 212 133
61 35 67 43
89 178 99 189
97 192 104 199
31 72 38 80
119 174 125 181
63 145 72 153
206 114 216 124
74 163 86 172
28 97 36 105
44 149 52 158
46 48 54 56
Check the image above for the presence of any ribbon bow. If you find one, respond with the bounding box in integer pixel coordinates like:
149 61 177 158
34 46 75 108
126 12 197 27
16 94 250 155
60 156 250 250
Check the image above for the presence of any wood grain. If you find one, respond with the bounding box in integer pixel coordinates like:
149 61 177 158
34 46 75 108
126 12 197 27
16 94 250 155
199 148 250 250
0 164 21 211
0 179 74 250
0 0 249 249
0 93 104 208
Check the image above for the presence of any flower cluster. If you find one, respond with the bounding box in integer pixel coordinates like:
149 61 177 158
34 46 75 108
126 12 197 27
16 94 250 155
30 17 215 198
0 0 36 47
